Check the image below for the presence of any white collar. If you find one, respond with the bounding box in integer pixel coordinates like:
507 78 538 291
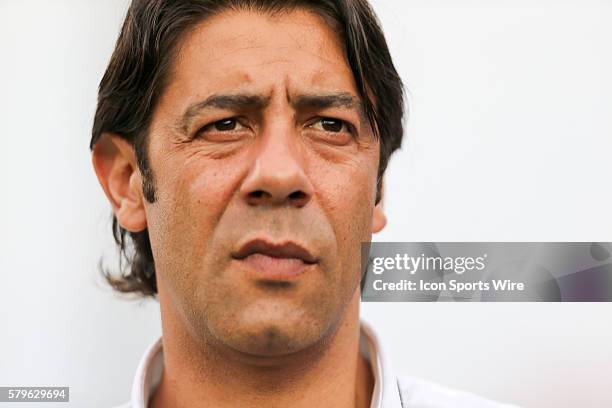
128 320 403 408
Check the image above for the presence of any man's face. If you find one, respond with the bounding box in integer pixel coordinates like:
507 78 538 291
145 9 382 356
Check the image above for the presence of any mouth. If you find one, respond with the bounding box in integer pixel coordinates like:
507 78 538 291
231 238 319 281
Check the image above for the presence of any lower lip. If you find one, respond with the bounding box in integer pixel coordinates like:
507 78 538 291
237 253 314 281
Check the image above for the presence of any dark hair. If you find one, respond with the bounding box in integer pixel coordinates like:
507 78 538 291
91 0 405 297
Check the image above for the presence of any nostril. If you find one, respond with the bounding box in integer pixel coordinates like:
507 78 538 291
288 191 306 201
246 190 268 206
245 189 309 206
288 191 310 207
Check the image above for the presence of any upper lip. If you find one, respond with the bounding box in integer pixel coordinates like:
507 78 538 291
232 238 319 264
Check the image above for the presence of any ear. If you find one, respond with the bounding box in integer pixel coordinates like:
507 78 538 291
92 133 147 233
372 178 387 233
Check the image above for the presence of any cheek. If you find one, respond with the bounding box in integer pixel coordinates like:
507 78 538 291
310 152 378 278
145 150 246 273
310 141 379 220
159 147 245 213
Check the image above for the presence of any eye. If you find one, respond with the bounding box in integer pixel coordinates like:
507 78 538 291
194 117 250 141
203 118 245 132
310 118 349 133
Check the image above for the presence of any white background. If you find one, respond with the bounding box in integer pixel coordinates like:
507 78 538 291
1 1 611 407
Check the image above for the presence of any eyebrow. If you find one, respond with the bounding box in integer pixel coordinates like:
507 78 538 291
291 92 362 113
178 94 269 133
177 92 366 134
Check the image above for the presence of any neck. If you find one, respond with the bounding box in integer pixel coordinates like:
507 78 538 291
150 288 373 408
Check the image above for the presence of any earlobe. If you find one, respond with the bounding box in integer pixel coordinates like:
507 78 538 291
372 203 387 233
371 179 387 233
92 133 148 233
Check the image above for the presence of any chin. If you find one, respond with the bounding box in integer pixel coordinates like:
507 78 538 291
221 305 332 357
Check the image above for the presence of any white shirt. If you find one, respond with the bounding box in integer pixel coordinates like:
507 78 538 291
115 321 518 408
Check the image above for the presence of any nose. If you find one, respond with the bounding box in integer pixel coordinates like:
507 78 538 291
240 127 313 208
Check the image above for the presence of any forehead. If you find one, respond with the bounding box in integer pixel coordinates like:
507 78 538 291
166 8 357 102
